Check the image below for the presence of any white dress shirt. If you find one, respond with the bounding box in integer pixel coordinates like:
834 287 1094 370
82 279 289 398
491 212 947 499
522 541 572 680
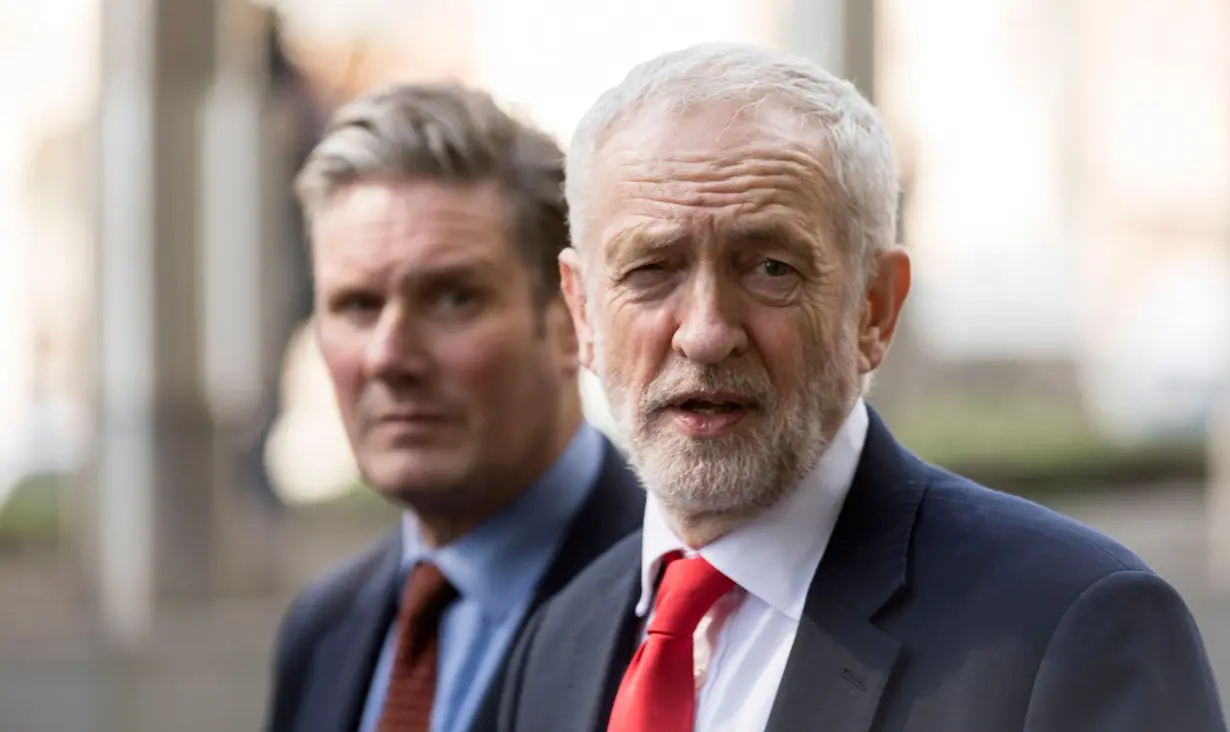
636 399 870 732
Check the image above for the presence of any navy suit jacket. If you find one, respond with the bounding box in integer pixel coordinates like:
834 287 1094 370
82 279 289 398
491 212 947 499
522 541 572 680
265 436 644 732
499 410 1226 732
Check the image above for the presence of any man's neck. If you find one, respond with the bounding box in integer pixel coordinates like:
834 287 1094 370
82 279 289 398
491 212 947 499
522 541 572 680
667 505 764 549
414 407 585 549
414 509 495 548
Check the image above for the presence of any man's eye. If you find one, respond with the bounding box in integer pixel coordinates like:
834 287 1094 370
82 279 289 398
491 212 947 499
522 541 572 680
622 262 671 285
337 293 382 314
441 288 476 309
431 287 484 317
746 258 801 300
756 259 795 278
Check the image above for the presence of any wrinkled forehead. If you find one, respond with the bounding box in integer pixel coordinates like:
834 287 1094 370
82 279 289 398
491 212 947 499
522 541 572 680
586 101 836 262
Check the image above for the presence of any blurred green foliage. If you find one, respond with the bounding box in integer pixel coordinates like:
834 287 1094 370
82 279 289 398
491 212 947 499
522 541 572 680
0 472 65 545
892 395 1206 494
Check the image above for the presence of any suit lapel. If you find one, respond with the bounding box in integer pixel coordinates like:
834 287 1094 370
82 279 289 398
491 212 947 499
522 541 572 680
299 532 402 732
468 436 644 732
527 437 644 609
766 408 927 732
561 550 642 732
765 595 901 732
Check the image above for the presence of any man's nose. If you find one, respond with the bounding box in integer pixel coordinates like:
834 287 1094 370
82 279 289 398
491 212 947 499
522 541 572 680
670 273 748 365
363 306 431 381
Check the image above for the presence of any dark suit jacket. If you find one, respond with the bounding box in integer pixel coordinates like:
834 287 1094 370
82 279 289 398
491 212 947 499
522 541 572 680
266 435 645 732
499 410 1226 732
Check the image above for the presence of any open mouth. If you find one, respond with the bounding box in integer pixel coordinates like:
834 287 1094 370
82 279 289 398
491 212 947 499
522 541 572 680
675 399 747 414
665 393 753 437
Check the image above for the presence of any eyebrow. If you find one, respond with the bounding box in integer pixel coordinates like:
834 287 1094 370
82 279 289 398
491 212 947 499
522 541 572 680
605 227 689 266
724 220 818 253
324 252 502 294
606 219 817 262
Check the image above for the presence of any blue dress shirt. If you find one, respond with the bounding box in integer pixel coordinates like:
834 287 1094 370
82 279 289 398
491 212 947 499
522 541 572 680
358 423 604 732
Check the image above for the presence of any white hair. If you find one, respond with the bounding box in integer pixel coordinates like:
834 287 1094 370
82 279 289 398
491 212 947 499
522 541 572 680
565 42 900 280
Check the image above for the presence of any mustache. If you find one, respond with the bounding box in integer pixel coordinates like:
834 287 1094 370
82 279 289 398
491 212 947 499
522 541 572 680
640 363 776 414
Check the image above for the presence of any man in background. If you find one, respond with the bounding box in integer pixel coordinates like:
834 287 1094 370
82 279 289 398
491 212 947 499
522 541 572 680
266 82 644 732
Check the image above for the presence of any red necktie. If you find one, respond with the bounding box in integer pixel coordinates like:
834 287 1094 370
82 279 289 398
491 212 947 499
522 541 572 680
378 561 457 732
607 553 735 732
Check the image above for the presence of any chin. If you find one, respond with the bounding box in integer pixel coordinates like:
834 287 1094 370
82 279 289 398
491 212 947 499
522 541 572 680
362 453 473 509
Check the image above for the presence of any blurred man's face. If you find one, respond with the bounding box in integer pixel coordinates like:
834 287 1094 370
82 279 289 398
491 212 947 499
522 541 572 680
313 180 575 520
561 102 907 521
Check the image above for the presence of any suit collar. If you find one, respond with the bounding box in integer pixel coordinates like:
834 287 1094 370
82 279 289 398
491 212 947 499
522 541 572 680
765 406 929 732
527 435 644 608
811 405 927 618
298 531 402 732
557 536 644 732
469 435 644 732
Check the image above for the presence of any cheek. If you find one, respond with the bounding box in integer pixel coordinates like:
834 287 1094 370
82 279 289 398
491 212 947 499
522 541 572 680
749 308 828 389
432 327 533 411
753 317 802 376
600 303 673 389
316 330 367 419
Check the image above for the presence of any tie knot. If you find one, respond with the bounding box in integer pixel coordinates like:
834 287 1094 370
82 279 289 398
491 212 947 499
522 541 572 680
400 561 457 625
647 554 734 638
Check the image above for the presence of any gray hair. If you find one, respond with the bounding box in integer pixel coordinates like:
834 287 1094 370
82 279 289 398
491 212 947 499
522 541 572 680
296 82 570 303
565 42 899 281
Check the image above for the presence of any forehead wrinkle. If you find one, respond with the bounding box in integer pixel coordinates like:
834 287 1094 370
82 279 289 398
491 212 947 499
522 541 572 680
587 122 837 271
605 149 825 210
609 146 823 182
613 173 799 208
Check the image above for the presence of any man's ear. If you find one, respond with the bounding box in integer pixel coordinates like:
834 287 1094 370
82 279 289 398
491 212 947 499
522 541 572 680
857 246 911 374
558 247 594 371
543 295 579 374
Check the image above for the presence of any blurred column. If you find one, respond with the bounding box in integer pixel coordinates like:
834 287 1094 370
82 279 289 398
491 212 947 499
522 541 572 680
94 0 277 651
200 0 285 596
779 0 877 97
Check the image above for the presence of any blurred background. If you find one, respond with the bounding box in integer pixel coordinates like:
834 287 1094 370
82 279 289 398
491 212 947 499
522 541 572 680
1 0 1229 729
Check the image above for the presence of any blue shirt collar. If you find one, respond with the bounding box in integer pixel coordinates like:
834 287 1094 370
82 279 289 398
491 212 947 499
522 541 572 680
399 422 605 617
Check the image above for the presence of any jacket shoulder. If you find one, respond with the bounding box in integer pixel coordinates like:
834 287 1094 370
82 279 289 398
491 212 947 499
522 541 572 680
265 530 398 729
909 468 1154 629
270 531 397 678
921 471 1148 573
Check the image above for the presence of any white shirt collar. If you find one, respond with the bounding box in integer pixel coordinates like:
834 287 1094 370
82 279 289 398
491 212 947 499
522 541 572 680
636 398 869 621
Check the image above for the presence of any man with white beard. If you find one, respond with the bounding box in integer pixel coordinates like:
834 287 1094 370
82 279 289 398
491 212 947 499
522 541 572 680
495 42 1226 732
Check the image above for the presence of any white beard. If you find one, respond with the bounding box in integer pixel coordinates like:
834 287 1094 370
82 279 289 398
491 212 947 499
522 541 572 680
597 328 860 521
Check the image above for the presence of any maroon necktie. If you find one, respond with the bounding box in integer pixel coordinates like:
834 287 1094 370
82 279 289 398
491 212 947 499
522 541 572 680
377 561 457 732
607 553 735 732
